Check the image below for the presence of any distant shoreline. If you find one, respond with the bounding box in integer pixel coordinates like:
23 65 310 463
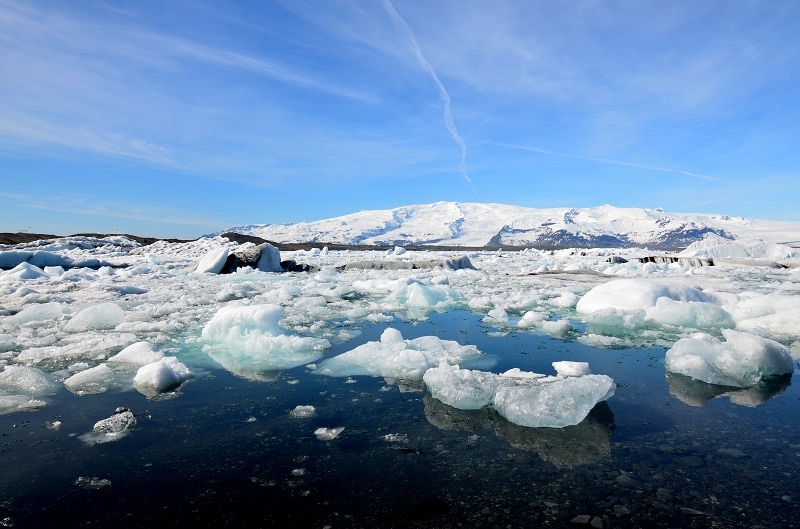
0 231 711 252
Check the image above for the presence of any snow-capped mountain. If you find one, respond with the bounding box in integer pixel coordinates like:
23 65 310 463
222 202 800 249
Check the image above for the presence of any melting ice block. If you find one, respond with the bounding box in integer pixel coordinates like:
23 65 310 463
665 329 794 387
0 365 55 395
108 341 164 365
202 304 330 375
313 327 480 379
493 375 616 428
133 357 193 395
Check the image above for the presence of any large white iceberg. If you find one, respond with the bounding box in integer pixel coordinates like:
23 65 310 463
313 327 480 379
576 278 734 330
202 304 330 376
665 329 794 387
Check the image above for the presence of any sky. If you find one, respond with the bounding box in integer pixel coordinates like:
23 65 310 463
1 0 799 239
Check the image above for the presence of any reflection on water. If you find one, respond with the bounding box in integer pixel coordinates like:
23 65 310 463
424 395 615 469
666 372 792 407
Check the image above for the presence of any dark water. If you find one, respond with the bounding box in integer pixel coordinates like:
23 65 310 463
1 312 798 528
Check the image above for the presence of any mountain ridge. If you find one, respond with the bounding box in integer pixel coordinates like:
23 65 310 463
220 202 800 250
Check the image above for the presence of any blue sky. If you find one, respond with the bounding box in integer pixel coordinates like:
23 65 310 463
2 0 799 239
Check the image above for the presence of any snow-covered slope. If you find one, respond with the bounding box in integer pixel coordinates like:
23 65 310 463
223 202 800 249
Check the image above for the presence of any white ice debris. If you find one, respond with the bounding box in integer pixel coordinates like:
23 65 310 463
680 235 799 261
201 304 330 375
665 329 794 387
314 426 344 440
6 302 66 324
313 327 480 379
552 361 591 377
289 405 316 418
133 357 193 395
424 361 615 428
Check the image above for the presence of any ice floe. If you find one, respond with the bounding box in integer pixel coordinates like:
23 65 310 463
133 357 193 396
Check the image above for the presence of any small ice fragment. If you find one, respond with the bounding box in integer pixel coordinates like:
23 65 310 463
74 476 112 490
289 405 316 418
552 361 591 377
382 433 408 443
314 426 344 440
82 409 137 444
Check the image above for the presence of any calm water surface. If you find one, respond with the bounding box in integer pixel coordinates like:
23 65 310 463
1 311 798 528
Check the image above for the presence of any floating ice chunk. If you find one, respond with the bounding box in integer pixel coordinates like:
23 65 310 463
0 365 55 395
680 236 800 260
483 308 508 325
64 363 114 395
384 279 461 317
108 341 164 366
64 303 125 333
202 304 330 375
651 297 734 329
0 395 47 415
82 409 137 444
7 302 66 324
423 363 501 410
289 405 316 418
492 375 616 428
552 361 591 377
539 319 573 337
314 426 344 440
0 262 48 281
500 368 546 380
194 247 229 274
133 357 193 395
665 329 794 387
517 311 546 328
313 327 480 379
576 279 710 314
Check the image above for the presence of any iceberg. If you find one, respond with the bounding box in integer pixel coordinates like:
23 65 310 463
64 363 114 395
665 329 794 387
422 363 500 410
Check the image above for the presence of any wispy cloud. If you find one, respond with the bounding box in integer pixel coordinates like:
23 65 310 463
493 142 720 182
381 0 471 185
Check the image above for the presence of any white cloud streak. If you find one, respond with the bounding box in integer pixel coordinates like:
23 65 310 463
381 0 471 185
494 142 720 182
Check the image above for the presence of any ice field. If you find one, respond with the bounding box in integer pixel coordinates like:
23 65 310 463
1 234 799 527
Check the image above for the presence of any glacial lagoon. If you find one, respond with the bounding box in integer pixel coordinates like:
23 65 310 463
2 310 797 529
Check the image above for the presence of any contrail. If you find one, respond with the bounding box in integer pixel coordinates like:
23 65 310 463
382 0 471 185
493 142 720 182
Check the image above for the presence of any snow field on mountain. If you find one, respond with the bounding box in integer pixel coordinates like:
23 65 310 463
0 234 798 422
